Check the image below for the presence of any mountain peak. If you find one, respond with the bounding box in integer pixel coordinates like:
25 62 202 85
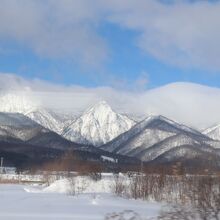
135 114 203 138
63 101 135 146
25 108 65 135
95 100 109 106
86 100 112 113
83 101 114 122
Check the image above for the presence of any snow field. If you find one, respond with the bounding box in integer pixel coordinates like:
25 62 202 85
0 174 162 220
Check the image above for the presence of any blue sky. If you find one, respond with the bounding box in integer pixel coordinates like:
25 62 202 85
0 0 220 90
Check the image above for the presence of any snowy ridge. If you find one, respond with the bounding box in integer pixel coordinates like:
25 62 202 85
203 124 220 141
152 145 219 164
0 92 75 135
154 115 203 136
137 134 203 161
101 114 216 162
0 112 39 128
0 112 49 141
116 129 175 156
62 101 135 146
25 108 64 135
101 115 207 152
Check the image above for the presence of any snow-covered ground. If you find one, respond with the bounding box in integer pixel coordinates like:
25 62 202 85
0 175 162 220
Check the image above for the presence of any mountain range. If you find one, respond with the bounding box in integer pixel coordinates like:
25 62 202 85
0 111 138 169
100 115 220 165
1 93 220 169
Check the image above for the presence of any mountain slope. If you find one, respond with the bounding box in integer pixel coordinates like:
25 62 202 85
0 112 140 169
25 108 64 135
100 115 213 161
0 112 46 142
203 124 220 141
149 145 220 169
135 133 214 161
0 92 75 135
62 101 135 146
0 112 82 151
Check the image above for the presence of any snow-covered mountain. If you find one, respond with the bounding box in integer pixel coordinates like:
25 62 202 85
24 108 64 135
2 91 220 167
100 115 216 162
0 112 47 142
203 124 220 141
150 144 220 168
0 112 140 168
0 92 76 135
62 101 136 146
0 112 82 151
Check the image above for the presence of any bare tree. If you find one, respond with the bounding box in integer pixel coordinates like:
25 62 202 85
112 174 126 197
158 176 220 220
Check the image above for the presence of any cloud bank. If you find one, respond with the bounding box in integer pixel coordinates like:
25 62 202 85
1 0 220 70
1 73 220 129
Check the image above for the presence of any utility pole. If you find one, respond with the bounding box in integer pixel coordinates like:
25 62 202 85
0 157 3 174
140 160 143 174
140 160 144 184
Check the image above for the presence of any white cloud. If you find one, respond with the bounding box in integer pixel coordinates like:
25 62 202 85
1 0 220 70
104 0 220 70
1 73 220 129
0 0 108 66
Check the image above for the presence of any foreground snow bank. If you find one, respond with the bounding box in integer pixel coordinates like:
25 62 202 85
0 184 161 220
43 176 113 194
24 174 125 194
